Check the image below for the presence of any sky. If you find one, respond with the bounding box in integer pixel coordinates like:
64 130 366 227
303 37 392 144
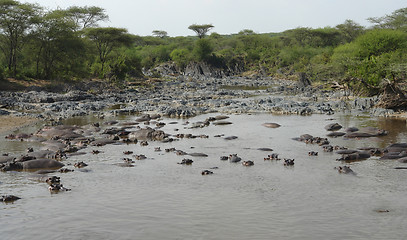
23 0 406 36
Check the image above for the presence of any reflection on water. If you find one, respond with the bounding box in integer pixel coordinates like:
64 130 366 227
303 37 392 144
1 112 407 240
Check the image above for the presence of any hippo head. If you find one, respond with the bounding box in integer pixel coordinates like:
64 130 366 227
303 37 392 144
1 162 23 171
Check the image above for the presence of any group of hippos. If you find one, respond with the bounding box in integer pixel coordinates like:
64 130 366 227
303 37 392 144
292 121 407 174
2 113 407 202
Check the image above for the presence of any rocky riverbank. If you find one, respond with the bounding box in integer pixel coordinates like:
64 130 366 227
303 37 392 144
0 76 396 126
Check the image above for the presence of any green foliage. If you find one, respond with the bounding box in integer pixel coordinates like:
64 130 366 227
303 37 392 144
170 48 190 68
192 38 213 62
355 29 407 58
0 1 406 97
331 29 407 91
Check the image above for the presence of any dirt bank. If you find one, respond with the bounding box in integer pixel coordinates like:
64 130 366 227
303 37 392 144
0 115 39 134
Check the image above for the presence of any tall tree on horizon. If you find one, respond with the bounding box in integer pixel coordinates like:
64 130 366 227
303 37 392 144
188 24 214 39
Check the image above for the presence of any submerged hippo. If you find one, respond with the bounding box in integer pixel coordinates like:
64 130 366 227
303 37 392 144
284 158 295 166
1 159 64 171
325 123 342 131
242 160 254 166
1 195 21 202
229 154 242 163
335 166 356 175
201 170 214 175
178 159 193 165
213 121 233 126
336 151 371 161
49 183 71 192
262 123 281 128
380 151 407 160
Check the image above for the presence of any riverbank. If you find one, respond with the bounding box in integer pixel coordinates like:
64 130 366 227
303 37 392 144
0 115 39 134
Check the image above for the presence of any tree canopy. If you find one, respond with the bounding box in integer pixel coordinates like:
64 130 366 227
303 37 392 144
188 24 214 38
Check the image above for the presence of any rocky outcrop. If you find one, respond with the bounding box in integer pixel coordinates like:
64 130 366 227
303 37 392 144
184 62 228 79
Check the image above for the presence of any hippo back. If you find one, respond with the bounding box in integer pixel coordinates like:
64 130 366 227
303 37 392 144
22 159 64 171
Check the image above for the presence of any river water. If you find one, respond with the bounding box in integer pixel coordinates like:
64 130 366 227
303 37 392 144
1 112 407 240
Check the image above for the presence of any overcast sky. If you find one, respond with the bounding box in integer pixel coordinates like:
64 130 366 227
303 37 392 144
23 0 406 36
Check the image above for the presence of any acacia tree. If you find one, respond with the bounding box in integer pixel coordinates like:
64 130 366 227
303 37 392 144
65 6 108 31
85 27 134 76
368 8 407 31
152 30 168 38
188 24 214 38
0 0 40 77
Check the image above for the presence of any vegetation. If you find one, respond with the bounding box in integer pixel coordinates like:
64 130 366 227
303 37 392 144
0 0 406 96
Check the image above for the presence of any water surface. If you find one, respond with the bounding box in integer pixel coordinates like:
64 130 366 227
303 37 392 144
1 113 407 240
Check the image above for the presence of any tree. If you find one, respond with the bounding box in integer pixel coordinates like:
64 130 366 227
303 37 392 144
368 7 407 31
188 24 214 39
238 29 255 35
336 19 364 43
152 30 168 38
0 0 40 77
85 27 134 76
65 6 108 30
32 9 82 79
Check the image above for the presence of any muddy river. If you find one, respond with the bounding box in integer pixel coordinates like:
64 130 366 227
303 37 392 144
1 112 407 240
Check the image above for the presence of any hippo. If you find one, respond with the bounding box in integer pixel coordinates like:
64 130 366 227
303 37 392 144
135 114 151 122
345 127 359 132
344 132 375 138
336 149 359 155
308 151 318 156
49 183 71 192
178 159 193 165
1 195 21 202
214 115 229 121
358 147 386 156
284 159 294 166
398 157 407 163
134 155 147 160
327 132 346 138
1 159 64 171
345 128 388 138
257 148 273 152
0 155 16 164
380 151 407 160
220 156 229 160
123 151 133 155
90 138 116 146
335 166 356 175
262 123 281 128
336 151 371 161
264 153 280 160
242 160 254 166
35 176 61 185
229 154 242 163
325 123 342 131
175 150 187 155
74 161 88 168
188 153 208 157
213 121 233 126
387 143 407 148
224 136 238 140
201 170 214 175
